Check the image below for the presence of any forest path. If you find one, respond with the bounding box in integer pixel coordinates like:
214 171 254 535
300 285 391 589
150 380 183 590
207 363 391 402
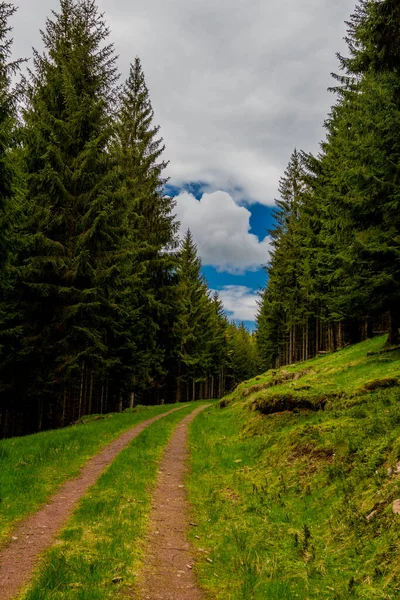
137 404 209 600
0 406 185 600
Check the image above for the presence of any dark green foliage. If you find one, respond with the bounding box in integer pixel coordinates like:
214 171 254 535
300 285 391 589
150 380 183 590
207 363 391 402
0 2 21 285
173 230 223 402
227 322 261 387
0 0 260 436
1 0 123 432
112 57 178 400
257 0 400 364
169 231 260 403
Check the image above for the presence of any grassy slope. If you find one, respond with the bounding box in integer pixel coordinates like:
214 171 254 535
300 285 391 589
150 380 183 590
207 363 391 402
20 403 205 600
0 404 184 546
188 336 400 599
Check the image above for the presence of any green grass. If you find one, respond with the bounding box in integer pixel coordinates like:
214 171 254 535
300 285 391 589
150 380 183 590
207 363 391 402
0 404 185 546
232 336 400 415
188 337 400 599
19 402 207 600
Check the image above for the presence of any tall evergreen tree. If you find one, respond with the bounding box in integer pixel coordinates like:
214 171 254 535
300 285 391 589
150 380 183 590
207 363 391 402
227 322 260 386
257 0 400 360
173 230 222 402
0 2 21 288
113 57 178 399
0 2 25 422
0 0 122 432
257 150 312 366
328 0 400 344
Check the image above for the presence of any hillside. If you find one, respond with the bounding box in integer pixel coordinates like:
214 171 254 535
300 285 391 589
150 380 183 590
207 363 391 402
188 336 400 599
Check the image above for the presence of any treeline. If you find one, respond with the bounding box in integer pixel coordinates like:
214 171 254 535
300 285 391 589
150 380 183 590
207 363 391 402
0 0 260 438
257 0 400 368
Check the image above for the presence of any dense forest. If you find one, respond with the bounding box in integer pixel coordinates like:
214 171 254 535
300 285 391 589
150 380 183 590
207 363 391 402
0 0 260 437
2 0 400 437
257 0 400 368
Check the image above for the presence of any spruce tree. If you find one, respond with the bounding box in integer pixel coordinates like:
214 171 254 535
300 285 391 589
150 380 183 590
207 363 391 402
227 322 260 386
0 3 25 428
1 0 122 431
113 57 178 399
327 0 400 345
0 2 22 288
258 150 310 365
173 230 211 402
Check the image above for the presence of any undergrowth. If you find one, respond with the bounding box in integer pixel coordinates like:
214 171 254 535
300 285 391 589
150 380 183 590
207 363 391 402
188 336 400 599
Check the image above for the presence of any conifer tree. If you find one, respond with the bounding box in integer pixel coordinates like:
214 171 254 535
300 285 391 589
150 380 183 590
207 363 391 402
207 291 229 396
227 322 260 386
113 57 178 398
327 0 400 345
0 2 21 288
257 150 311 365
0 2 25 417
257 1 400 359
173 230 212 402
1 0 122 430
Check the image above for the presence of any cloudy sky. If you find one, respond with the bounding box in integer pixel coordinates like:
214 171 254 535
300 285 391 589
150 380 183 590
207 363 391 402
13 0 356 327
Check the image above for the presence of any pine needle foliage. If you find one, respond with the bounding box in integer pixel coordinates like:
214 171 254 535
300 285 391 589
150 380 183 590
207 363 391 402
257 0 400 365
1 0 122 430
112 57 179 399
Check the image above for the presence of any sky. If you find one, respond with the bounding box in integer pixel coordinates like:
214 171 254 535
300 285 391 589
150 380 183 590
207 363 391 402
12 0 357 328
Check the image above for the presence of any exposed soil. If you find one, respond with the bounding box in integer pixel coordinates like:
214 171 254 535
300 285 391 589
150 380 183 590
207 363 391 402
0 406 184 600
138 404 209 600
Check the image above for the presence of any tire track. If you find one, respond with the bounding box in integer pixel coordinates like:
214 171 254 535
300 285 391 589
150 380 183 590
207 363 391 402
138 404 209 600
0 406 185 600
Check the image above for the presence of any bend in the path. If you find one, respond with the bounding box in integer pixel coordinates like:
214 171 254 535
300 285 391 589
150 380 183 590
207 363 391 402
0 406 185 600
138 404 209 600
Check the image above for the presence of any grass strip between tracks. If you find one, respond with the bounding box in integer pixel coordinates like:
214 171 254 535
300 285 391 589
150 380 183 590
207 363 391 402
20 402 201 600
0 404 188 546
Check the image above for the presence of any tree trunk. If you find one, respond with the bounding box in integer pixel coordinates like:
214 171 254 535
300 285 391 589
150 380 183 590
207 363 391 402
105 380 109 413
176 380 182 403
305 318 309 360
62 386 67 426
331 323 337 352
78 361 85 418
38 397 43 432
176 362 182 403
88 371 94 415
100 385 104 414
387 311 400 346
366 317 373 339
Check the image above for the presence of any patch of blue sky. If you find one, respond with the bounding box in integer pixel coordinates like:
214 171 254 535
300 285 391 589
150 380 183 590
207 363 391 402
202 266 266 292
167 182 276 328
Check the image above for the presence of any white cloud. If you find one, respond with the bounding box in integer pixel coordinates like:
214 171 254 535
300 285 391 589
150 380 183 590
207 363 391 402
215 286 260 322
174 191 270 274
14 0 356 205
